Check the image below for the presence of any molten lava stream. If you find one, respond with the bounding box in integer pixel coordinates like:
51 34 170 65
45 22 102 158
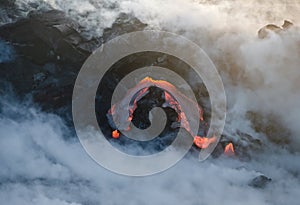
112 130 120 139
224 143 235 156
193 136 216 149
108 77 214 150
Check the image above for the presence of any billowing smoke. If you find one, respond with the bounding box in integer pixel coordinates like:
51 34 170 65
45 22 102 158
1 93 300 204
1 0 300 204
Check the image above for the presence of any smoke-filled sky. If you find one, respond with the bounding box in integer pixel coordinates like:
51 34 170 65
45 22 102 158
1 0 300 204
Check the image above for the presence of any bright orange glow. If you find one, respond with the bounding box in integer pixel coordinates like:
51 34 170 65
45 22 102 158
224 143 235 156
108 76 206 142
112 130 120 139
140 77 177 90
164 91 178 108
193 136 216 149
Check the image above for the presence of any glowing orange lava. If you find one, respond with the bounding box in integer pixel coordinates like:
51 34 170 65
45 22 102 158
108 76 208 146
193 136 216 149
112 130 120 139
224 143 235 156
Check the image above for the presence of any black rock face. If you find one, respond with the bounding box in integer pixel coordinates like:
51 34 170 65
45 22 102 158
0 10 98 64
0 0 18 26
0 10 147 113
0 0 15 7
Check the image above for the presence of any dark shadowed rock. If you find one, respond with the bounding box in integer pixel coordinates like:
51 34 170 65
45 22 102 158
0 0 15 7
249 175 272 189
0 10 99 64
0 10 147 113
102 12 147 42
0 0 18 25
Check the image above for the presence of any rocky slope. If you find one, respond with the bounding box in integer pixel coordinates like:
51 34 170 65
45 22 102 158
0 9 147 112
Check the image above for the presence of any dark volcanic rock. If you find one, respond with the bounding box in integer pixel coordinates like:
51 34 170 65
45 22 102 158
0 10 98 64
102 12 147 42
211 130 264 159
0 0 18 25
0 0 15 8
249 175 272 189
0 10 147 113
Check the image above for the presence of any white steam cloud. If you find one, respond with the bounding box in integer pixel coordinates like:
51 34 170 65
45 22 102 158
0 93 300 205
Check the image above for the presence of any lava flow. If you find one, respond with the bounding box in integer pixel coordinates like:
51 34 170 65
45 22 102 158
193 136 216 149
224 143 235 156
112 130 120 139
107 77 215 149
